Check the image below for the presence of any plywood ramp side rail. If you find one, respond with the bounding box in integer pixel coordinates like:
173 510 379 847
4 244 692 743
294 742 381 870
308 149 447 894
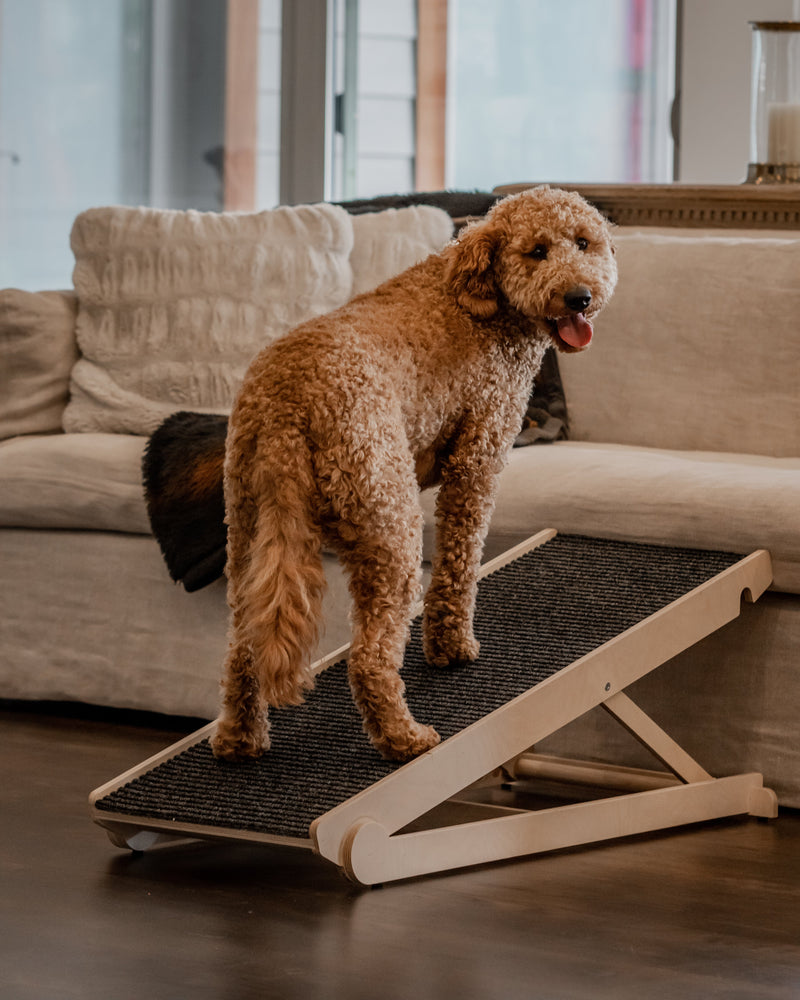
93 810 312 855
89 722 217 809
310 548 774 876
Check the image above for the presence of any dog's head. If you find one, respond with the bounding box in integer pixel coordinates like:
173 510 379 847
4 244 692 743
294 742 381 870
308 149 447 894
444 186 617 352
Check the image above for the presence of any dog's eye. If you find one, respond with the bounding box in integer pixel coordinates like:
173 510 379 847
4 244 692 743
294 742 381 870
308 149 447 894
528 244 548 260
576 237 589 251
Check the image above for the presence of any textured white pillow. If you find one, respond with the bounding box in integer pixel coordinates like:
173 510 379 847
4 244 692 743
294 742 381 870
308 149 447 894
0 289 78 439
63 203 355 435
560 233 800 458
349 205 454 296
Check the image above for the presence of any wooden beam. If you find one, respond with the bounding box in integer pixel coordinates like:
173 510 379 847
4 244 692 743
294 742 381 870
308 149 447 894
601 691 712 784
279 0 331 205
493 181 800 229
340 774 772 886
416 0 448 191
223 0 259 211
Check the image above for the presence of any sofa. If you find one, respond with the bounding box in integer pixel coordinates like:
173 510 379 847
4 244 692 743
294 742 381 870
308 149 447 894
2 186 799 807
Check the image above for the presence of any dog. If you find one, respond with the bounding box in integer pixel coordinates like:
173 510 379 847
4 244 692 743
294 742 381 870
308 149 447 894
211 186 618 763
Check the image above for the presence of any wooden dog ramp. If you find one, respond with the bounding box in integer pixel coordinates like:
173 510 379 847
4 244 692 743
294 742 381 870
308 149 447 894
90 530 777 886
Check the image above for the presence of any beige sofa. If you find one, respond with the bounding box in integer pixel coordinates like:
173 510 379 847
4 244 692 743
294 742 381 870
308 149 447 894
2 186 799 806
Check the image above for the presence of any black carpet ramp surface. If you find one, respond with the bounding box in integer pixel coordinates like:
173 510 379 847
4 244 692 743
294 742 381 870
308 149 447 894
94 535 741 840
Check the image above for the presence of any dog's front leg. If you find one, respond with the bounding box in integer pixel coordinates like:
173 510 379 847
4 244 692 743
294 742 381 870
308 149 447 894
423 442 505 668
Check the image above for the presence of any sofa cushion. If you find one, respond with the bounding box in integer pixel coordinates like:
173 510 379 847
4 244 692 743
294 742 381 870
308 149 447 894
0 289 78 440
559 233 800 459
63 203 355 436
6 433 797 593
62 202 455 439
349 205 453 296
0 528 361 718
419 441 800 594
0 433 149 533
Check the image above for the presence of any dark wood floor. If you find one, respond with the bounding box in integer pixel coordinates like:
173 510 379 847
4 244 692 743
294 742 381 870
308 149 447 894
3 704 800 1000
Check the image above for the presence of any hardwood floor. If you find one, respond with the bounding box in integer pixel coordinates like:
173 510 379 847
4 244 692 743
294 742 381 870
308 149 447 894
3 704 800 1000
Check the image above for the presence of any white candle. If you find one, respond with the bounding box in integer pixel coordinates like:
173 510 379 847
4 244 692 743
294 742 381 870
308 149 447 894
767 103 800 163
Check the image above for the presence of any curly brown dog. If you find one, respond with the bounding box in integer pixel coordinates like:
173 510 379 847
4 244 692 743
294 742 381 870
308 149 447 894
212 186 618 763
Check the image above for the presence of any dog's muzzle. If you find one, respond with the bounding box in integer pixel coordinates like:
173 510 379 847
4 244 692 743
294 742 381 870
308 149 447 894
551 285 594 350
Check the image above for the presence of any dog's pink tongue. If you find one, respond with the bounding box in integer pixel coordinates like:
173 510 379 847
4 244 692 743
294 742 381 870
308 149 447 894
557 313 593 348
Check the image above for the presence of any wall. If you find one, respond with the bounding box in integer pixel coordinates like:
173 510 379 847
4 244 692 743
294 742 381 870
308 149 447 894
678 0 800 182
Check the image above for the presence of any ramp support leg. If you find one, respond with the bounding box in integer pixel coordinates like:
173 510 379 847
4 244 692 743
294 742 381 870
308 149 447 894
600 691 712 783
341 772 776 887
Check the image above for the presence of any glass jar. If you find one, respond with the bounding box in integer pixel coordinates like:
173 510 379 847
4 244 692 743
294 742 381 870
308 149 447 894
747 21 800 183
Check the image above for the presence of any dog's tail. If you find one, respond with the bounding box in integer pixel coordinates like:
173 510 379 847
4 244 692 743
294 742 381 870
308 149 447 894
234 431 326 708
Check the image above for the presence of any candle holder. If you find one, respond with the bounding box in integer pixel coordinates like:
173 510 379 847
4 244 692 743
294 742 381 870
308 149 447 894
746 21 800 184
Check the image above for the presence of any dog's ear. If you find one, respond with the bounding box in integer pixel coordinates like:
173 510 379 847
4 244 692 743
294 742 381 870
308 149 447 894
444 223 499 319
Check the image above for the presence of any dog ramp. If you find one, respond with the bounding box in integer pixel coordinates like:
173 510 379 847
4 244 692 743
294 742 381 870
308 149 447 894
90 530 777 885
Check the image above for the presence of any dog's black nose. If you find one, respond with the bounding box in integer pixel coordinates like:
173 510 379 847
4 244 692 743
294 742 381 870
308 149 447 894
564 286 592 313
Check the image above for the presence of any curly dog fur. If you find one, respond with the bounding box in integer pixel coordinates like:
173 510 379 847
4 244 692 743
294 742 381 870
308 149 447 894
212 186 618 763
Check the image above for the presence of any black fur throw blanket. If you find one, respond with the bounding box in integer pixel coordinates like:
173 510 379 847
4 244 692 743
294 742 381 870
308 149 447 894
142 351 569 592
335 190 500 219
143 411 229 592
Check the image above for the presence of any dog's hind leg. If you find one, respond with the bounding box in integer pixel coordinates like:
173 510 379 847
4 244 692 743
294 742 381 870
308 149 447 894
342 534 440 762
326 439 440 762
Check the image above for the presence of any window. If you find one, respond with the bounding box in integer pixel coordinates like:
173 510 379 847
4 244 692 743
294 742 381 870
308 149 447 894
0 0 232 289
330 0 417 200
444 0 676 188
4 1 773 291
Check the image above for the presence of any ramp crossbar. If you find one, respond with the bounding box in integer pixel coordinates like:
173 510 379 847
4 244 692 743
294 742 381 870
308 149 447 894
90 530 777 885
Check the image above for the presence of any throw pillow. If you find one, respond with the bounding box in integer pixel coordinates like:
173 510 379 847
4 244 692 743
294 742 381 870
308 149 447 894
349 205 454 296
0 289 79 439
514 348 569 446
63 202 355 435
559 232 800 458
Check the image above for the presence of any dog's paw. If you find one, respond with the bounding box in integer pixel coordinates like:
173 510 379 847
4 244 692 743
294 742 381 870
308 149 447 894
423 624 480 668
211 721 270 761
423 600 481 667
372 721 441 763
